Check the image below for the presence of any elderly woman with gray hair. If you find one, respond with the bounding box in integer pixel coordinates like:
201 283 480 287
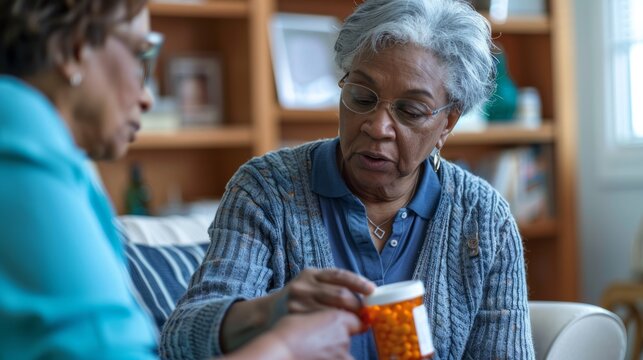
161 0 535 359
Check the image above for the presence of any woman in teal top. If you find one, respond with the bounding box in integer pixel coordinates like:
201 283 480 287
0 1 368 359
0 0 159 358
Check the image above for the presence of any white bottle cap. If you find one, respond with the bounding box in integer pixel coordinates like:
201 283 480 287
365 280 425 306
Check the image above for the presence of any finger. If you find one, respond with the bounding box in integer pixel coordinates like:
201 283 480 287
312 283 364 313
286 277 339 313
287 299 335 314
314 268 376 295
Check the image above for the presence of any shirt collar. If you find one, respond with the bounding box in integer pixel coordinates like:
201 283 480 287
311 138 351 198
311 138 441 219
406 159 441 220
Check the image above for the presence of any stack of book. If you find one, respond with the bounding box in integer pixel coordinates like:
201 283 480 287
474 146 552 223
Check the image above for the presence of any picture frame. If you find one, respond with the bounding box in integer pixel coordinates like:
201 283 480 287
269 13 342 109
167 54 223 127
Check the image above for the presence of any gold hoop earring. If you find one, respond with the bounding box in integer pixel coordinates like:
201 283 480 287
432 149 441 173
69 73 83 87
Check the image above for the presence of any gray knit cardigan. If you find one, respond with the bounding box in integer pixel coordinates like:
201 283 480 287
160 139 535 360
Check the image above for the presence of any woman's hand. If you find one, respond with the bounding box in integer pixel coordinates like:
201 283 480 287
220 268 374 353
270 310 362 360
281 268 376 314
223 309 362 360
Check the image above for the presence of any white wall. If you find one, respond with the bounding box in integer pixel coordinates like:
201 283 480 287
574 0 643 304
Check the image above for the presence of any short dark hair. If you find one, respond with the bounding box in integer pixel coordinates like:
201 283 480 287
0 0 147 77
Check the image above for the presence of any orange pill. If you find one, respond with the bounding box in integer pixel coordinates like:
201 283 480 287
363 280 435 360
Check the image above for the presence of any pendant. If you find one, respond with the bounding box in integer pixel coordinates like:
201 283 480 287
373 226 385 239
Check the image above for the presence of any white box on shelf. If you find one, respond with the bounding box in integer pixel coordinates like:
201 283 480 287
269 13 342 110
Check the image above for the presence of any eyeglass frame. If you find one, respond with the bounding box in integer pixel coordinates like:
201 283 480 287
137 32 164 87
337 72 454 127
112 30 164 88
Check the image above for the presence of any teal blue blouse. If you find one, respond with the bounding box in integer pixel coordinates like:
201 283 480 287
0 76 157 359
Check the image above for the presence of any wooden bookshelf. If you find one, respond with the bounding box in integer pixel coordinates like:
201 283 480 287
99 0 275 214
274 0 578 302
99 0 578 302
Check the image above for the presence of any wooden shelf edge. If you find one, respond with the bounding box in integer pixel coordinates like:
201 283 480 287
149 1 248 18
480 12 551 34
131 125 253 149
279 108 339 123
280 109 553 145
449 122 554 145
519 218 557 239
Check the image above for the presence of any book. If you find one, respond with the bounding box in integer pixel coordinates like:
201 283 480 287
474 146 550 223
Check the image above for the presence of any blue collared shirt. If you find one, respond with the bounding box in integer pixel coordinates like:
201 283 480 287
311 138 441 359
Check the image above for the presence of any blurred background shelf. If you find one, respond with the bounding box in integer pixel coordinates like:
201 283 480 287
131 126 253 149
279 108 338 123
449 123 554 145
149 1 249 18
482 13 551 34
520 218 558 239
99 0 578 302
273 0 578 302
99 0 274 215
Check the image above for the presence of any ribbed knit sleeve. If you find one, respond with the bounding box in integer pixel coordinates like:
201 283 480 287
159 157 289 360
462 206 535 359
416 162 534 360
159 141 333 360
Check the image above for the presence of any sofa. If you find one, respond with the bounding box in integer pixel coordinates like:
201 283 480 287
118 213 212 330
119 214 627 360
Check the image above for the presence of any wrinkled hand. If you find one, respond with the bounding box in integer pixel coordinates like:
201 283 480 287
280 268 376 315
270 310 362 360
218 268 375 355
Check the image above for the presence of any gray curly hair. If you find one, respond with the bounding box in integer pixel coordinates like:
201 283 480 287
0 0 147 77
334 0 496 114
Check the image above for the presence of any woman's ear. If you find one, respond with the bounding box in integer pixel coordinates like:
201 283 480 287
436 107 461 148
54 38 89 86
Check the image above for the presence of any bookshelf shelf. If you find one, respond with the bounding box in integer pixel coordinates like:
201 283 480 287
149 1 249 18
280 108 553 145
279 108 339 123
481 13 551 34
449 122 554 145
519 218 557 239
131 126 253 149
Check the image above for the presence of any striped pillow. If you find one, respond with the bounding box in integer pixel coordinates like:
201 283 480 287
124 242 209 330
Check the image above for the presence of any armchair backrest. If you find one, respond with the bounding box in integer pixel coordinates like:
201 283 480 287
529 301 627 360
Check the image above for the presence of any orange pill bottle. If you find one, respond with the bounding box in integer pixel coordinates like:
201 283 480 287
362 280 435 360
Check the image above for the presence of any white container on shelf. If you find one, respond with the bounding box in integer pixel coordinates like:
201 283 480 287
508 0 546 16
516 87 542 129
453 106 487 133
